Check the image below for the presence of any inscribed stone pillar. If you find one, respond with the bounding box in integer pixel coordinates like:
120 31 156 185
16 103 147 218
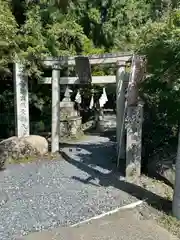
116 61 126 167
14 63 29 137
125 101 143 178
51 65 60 153
173 129 180 219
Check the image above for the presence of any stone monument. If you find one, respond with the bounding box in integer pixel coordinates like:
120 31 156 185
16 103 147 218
60 86 82 138
14 63 29 137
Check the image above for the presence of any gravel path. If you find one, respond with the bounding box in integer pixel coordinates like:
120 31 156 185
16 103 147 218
0 117 136 240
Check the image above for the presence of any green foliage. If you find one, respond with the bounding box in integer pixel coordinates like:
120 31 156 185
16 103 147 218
17 5 49 77
67 0 153 51
136 8 180 156
0 0 18 71
138 10 180 123
45 19 86 56
0 0 171 73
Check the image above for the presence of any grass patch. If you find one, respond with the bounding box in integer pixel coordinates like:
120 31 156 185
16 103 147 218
158 213 180 238
8 156 36 164
7 152 60 165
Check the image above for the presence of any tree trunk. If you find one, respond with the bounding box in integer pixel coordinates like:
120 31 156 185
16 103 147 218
172 128 180 219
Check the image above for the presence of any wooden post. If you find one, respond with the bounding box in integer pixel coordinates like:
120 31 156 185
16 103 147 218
51 65 60 153
116 61 126 167
126 101 143 178
14 63 29 137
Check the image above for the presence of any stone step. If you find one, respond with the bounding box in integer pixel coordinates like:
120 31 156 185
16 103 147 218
18 209 179 240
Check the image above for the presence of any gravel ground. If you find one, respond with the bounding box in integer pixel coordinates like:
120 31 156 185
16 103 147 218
0 117 137 240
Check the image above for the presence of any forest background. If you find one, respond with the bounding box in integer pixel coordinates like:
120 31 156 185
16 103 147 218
1 0 180 167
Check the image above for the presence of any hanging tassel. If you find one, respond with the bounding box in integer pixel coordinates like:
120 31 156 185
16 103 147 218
89 94 94 109
99 87 108 108
75 90 82 104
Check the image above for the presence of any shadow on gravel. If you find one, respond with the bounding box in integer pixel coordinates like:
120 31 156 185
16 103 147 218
60 133 118 173
60 138 172 214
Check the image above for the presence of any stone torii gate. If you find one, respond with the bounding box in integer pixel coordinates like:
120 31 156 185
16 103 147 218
13 53 144 178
